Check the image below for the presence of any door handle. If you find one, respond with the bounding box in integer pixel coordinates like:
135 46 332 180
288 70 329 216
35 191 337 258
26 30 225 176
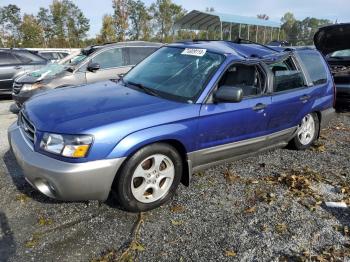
252 103 267 111
14 66 22 70
300 95 310 101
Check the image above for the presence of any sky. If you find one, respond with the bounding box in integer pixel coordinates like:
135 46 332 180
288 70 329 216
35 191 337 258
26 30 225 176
1 0 349 37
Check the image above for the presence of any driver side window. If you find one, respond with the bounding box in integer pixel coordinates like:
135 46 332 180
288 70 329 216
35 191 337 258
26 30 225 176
218 64 266 98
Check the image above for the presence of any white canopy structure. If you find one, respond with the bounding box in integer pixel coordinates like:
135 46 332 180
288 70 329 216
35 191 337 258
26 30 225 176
175 10 281 42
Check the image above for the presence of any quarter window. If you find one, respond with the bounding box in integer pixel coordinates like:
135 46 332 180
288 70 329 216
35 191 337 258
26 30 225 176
297 51 328 85
91 48 123 69
269 57 305 92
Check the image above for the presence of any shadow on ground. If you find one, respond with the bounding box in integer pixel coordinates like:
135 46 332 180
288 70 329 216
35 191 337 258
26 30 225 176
324 205 350 236
3 150 66 205
0 211 16 262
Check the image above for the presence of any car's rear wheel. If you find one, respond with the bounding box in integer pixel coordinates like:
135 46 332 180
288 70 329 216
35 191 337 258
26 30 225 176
113 143 182 212
290 113 319 150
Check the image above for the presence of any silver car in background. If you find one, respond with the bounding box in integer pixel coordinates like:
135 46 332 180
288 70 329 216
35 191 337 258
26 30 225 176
12 41 162 107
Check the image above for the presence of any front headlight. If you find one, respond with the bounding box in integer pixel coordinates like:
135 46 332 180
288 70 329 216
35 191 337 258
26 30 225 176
40 133 93 158
21 82 44 92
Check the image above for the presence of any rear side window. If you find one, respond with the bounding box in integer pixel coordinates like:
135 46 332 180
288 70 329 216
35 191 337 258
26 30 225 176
14 51 46 63
91 48 124 69
0 52 20 65
269 57 306 92
126 47 157 65
297 51 328 85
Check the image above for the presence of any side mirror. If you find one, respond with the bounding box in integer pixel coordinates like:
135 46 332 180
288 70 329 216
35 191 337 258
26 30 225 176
87 62 100 72
214 85 243 103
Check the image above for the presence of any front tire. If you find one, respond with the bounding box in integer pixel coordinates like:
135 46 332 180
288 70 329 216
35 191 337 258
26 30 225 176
290 113 319 150
113 143 183 212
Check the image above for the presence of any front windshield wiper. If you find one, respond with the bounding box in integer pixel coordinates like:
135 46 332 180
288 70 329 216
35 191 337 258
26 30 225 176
125 80 161 98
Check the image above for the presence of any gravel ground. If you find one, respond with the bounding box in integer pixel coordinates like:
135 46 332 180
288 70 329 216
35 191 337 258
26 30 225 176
0 98 349 262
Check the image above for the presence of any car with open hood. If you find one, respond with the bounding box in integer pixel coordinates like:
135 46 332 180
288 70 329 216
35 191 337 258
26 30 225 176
314 23 350 108
12 41 162 108
8 40 335 212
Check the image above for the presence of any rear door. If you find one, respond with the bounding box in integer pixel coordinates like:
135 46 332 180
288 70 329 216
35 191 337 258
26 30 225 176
0 51 25 93
267 54 320 133
85 47 130 83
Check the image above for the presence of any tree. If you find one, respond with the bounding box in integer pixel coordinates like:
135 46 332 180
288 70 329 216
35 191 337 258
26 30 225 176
98 14 117 43
48 0 89 47
0 4 21 47
50 0 68 46
281 12 299 45
37 7 54 47
20 14 44 47
127 0 152 40
112 0 128 41
150 0 186 42
65 0 90 47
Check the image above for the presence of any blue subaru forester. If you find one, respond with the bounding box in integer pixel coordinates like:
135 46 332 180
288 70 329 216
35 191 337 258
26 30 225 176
8 40 335 212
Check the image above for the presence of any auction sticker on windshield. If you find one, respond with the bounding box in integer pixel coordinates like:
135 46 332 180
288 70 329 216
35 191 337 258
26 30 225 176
181 48 207 57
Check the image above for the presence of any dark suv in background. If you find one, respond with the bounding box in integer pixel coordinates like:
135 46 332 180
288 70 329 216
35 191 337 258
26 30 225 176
0 49 48 96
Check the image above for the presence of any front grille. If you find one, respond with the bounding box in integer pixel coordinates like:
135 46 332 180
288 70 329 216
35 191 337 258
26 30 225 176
19 112 35 144
13 82 23 94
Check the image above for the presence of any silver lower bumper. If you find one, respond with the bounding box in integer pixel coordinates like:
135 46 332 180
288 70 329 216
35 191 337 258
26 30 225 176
8 122 125 201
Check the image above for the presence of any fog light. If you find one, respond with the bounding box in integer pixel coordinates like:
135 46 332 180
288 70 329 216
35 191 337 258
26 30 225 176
34 179 56 198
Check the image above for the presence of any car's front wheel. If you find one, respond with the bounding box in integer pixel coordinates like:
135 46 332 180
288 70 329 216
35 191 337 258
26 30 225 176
113 143 183 212
290 113 319 150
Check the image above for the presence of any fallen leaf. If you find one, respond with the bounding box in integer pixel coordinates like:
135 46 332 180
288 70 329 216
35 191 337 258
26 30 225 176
276 223 287 234
244 206 256 214
170 205 185 213
15 194 29 203
225 250 237 257
224 170 240 185
130 241 145 252
37 216 53 226
171 220 183 226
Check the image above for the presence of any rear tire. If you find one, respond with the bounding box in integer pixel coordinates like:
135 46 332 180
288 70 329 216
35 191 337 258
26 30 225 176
112 143 183 212
289 113 319 150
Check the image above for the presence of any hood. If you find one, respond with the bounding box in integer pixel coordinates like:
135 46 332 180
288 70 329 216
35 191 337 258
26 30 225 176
23 80 194 134
314 23 350 55
16 64 70 84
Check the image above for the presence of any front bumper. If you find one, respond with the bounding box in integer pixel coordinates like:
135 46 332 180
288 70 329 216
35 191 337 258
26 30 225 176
8 122 125 201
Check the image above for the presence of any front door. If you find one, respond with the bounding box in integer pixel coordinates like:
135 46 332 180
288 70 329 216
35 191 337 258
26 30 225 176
195 63 272 167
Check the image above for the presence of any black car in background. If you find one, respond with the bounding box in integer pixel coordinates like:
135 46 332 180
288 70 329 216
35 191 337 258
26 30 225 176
0 49 48 96
314 23 350 109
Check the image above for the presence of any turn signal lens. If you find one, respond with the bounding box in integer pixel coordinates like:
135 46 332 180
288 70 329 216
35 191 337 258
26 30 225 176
62 145 90 158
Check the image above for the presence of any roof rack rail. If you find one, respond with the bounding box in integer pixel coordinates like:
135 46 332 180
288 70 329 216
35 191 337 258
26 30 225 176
232 38 280 53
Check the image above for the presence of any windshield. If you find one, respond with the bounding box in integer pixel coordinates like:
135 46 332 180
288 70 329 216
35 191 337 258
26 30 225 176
123 46 225 102
329 49 350 58
29 54 87 78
